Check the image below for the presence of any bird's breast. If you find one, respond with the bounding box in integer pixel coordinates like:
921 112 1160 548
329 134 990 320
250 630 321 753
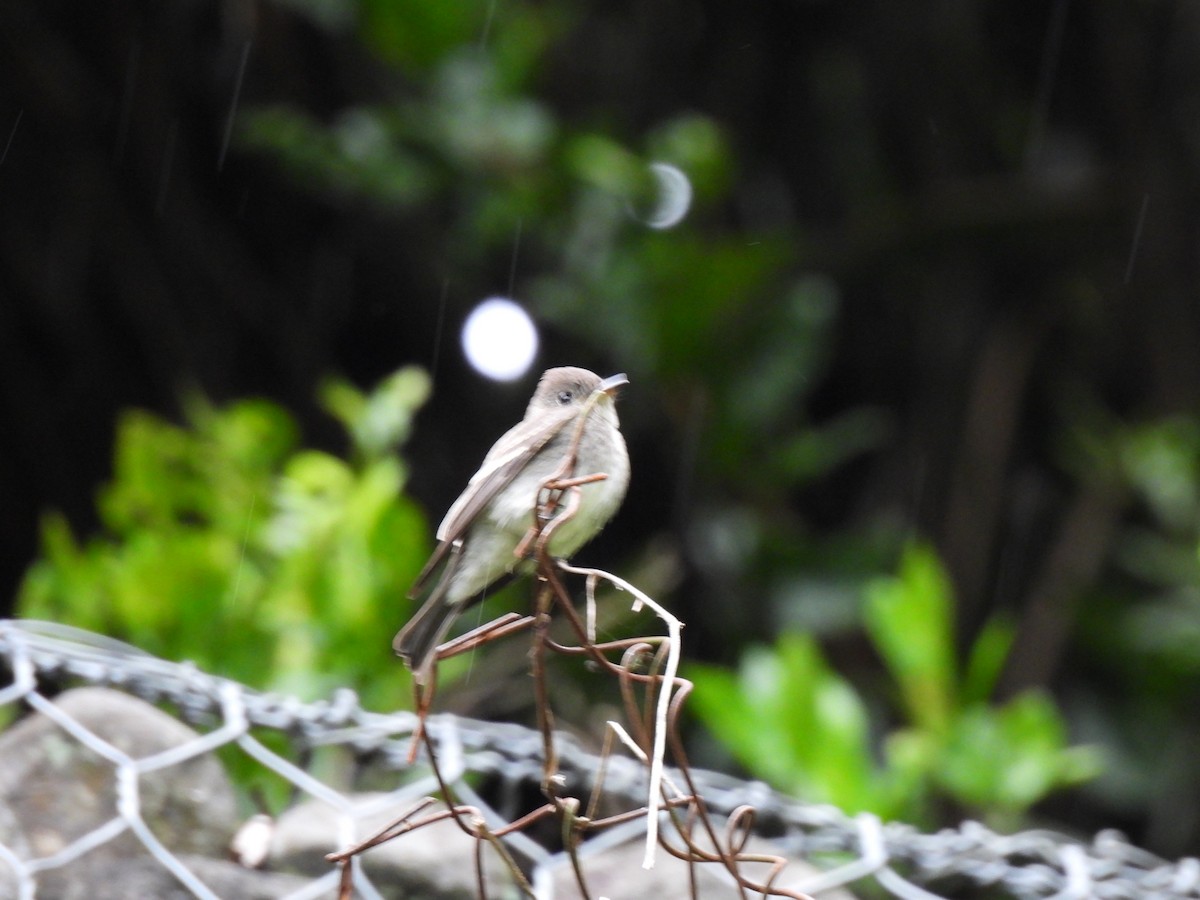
489 421 629 559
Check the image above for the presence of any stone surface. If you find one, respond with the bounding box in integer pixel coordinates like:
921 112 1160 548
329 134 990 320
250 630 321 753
0 798 31 897
549 829 862 899
0 687 861 899
38 853 322 900
271 792 520 899
0 687 240 891
272 791 860 899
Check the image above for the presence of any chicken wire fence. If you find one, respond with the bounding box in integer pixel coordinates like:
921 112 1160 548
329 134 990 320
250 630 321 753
0 619 1198 900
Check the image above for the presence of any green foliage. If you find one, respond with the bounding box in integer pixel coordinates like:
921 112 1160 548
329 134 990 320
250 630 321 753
240 106 436 209
1059 411 1200 681
359 0 486 71
863 544 958 734
690 544 1101 826
689 633 892 817
1111 418 1200 671
18 368 432 709
1050 411 1200 826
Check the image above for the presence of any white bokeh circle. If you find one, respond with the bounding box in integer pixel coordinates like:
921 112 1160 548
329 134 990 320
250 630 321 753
461 297 539 382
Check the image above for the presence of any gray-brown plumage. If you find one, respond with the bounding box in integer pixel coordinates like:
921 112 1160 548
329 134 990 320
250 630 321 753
394 367 630 682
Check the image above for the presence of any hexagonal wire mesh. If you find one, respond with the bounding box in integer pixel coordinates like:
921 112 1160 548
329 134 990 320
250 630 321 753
2 620 1199 899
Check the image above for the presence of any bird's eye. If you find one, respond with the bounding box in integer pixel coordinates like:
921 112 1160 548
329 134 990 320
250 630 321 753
557 390 574 405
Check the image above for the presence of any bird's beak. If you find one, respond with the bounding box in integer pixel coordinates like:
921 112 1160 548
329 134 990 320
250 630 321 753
598 373 629 396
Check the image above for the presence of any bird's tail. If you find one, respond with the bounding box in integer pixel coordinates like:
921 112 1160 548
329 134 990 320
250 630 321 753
393 595 464 685
395 541 521 683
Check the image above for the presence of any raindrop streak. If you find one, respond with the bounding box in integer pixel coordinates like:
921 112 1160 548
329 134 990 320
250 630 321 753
462 298 539 382
506 218 523 298
1124 193 1150 285
219 40 252 172
1025 0 1071 169
226 494 258 607
156 118 179 217
0 109 22 166
479 0 497 49
430 277 450 384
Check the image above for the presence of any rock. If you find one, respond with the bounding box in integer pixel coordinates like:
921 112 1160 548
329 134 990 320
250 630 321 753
39 853 322 899
0 798 31 896
271 792 521 899
271 792 859 900
548 828 861 899
0 687 859 899
0 686 240 890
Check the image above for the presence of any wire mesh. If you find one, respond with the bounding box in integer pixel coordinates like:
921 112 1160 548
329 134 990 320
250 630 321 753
1 619 1198 899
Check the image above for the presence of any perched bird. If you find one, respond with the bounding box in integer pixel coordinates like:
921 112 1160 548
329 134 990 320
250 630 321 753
395 367 630 682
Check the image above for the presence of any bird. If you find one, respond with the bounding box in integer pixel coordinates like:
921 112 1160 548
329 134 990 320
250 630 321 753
394 367 630 683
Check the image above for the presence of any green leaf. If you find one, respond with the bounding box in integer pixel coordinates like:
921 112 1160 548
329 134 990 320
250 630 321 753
359 0 483 71
690 633 884 814
938 692 1102 821
961 615 1016 706
15 367 433 710
320 366 430 461
564 134 652 201
863 543 956 733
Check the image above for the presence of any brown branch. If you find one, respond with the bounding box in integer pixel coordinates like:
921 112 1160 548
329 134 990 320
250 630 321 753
340 416 814 900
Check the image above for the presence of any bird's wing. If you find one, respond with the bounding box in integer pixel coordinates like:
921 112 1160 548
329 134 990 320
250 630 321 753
407 405 579 598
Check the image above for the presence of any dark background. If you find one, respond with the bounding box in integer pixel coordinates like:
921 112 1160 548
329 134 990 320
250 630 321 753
4 0 1200 855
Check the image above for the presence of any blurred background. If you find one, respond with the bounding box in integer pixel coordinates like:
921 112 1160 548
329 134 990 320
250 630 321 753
4 0 1200 860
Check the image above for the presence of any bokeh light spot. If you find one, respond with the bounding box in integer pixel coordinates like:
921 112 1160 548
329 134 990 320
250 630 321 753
640 162 692 230
461 297 539 382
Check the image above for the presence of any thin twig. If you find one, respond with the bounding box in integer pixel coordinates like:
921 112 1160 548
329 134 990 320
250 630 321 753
559 560 683 868
365 381 815 899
